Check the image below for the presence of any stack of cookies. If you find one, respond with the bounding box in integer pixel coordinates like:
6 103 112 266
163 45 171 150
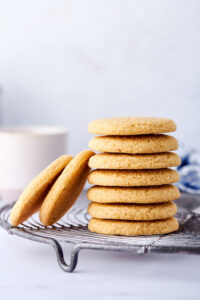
87 117 181 236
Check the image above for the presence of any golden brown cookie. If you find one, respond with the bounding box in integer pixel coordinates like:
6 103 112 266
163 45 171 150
88 152 181 169
88 134 178 154
88 201 177 220
39 150 94 226
87 185 180 204
88 217 179 236
88 117 176 135
10 155 73 226
88 169 180 186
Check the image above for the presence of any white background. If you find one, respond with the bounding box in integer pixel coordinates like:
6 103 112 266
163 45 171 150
0 0 200 155
0 2 200 299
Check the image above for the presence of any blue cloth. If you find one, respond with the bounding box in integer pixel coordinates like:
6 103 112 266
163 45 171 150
176 143 200 194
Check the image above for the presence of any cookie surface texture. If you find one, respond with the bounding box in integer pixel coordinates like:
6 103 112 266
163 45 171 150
10 155 73 226
88 217 179 236
87 185 180 203
88 152 181 169
89 135 178 154
88 169 180 186
88 117 176 135
39 150 94 226
88 201 177 220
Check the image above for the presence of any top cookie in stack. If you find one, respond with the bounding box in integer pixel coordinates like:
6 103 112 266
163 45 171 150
87 117 181 236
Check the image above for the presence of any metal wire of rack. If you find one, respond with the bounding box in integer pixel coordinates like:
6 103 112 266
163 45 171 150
0 192 200 272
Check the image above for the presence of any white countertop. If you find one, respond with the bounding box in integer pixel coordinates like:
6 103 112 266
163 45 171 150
0 196 200 300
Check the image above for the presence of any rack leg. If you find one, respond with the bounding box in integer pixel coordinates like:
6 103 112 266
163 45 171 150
9 227 81 273
49 239 81 272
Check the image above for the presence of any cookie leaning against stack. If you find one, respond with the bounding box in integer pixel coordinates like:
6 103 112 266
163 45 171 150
10 150 94 226
87 117 181 236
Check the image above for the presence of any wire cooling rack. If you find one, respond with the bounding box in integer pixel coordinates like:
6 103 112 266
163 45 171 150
0 192 200 272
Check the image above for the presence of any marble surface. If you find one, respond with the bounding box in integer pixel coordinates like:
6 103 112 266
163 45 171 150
0 196 200 300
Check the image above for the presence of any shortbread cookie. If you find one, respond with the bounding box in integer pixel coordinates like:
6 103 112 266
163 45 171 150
89 135 178 154
88 217 179 236
87 185 180 203
88 117 176 135
39 150 94 226
88 169 180 186
10 155 73 226
88 202 177 220
88 152 181 169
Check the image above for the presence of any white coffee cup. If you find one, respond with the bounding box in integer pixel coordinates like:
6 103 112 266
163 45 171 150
0 126 67 202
